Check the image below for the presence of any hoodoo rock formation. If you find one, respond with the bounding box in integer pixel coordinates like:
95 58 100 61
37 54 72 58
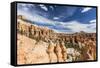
17 15 96 64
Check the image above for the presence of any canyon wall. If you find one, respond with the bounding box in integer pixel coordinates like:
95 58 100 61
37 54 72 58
17 15 96 65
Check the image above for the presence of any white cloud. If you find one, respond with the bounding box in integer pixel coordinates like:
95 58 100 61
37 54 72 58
52 29 69 33
39 4 48 11
18 3 34 7
81 7 92 13
90 19 96 23
62 21 96 33
17 3 35 11
17 7 96 33
53 17 59 20
17 9 55 26
50 6 54 10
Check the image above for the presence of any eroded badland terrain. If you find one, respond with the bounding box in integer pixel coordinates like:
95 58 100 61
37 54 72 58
17 15 96 65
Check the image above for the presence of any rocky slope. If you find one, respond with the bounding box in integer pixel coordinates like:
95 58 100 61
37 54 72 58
17 33 50 64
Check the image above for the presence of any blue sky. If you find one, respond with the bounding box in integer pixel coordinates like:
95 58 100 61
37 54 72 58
17 3 96 33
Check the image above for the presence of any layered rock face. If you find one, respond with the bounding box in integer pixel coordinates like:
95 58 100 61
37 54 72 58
17 15 96 65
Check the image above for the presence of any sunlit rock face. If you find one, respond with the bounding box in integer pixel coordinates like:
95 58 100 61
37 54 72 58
17 34 50 64
17 15 96 65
